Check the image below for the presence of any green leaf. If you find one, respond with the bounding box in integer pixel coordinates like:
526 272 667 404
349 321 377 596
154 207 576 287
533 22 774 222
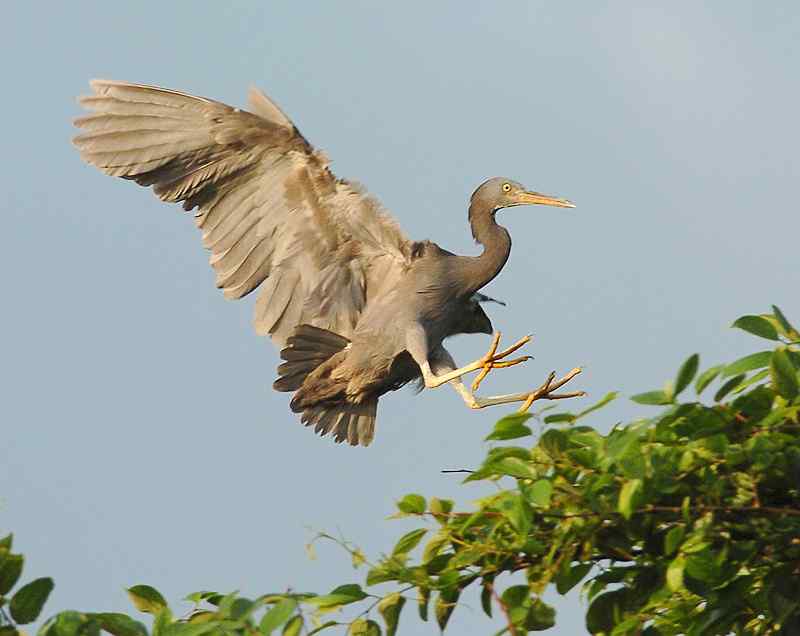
449 547 483 568
364 620 382 636
630 390 672 405
396 494 425 515
772 305 800 340
664 526 685 556
480 581 493 618
539 429 567 455
500 585 529 627
685 550 720 583
722 351 772 377
556 562 593 595
307 622 341 635
183 591 218 604
9 576 54 624
377 592 406 636
611 616 643 635
428 497 454 517
347 618 380 636
492 457 538 480
528 479 553 508
731 368 770 394
485 413 533 441
732 315 780 340
674 354 699 395
417 587 430 622
38 611 92 636
422 532 448 564
771 347 799 400
576 392 618 420
492 492 531 535
88 613 148 636
366 567 394 586
182 611 217 633
260 599 297 634
434 589 459 631
306 584 367 608
667 555 685 591
586 590 625 634
695 364 723 394
392 529 427 557
617 479 642 520
282 615 303 636
228 597 256 620
487 446 532 461
0 553 23 595
606 429 640 461
543 412 575 424
526 598 556 631
0 535 11 550
127 585 167 615
714 374 746 402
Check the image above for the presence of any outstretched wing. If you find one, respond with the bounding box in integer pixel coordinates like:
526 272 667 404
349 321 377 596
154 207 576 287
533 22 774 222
73 80 413 345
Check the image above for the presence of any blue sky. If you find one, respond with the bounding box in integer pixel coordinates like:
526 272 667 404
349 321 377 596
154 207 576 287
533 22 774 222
2 2 799 634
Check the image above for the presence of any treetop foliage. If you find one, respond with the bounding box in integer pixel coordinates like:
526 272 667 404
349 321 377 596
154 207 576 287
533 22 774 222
2 306 799 635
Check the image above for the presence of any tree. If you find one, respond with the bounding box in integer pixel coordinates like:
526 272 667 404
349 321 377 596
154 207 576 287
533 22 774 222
2 307 799 635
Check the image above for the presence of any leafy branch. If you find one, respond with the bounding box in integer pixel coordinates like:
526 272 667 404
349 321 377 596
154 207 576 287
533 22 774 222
6 306 800 635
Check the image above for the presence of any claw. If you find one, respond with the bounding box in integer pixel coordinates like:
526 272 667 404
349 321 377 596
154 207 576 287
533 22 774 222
494 334 532 359
517 367 584 413
470 332 533 391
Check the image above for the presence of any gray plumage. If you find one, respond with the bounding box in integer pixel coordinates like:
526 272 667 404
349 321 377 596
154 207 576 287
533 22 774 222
73 80 574 447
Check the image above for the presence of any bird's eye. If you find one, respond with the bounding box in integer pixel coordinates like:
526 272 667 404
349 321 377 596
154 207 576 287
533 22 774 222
502 183 511 192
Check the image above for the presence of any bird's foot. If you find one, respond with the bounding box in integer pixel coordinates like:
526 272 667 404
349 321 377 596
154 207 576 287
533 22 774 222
516 368 585 412
466 367 585 411
470 331 532 392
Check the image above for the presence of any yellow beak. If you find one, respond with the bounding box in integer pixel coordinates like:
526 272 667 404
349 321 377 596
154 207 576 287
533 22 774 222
515 190 576 208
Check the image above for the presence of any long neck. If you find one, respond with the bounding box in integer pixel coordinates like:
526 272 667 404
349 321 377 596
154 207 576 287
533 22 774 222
458 201 512 296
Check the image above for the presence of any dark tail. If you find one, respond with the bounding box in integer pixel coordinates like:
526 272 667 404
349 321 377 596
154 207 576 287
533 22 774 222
300 400 378 447
273 325 379 447
273 325 350 393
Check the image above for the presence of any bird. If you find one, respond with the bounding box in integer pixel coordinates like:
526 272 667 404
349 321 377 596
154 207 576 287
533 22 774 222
73 80 584 447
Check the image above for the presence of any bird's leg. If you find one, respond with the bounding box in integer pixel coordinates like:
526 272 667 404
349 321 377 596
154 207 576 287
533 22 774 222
447 367 585 411
420 332 532 389
477 367 585 411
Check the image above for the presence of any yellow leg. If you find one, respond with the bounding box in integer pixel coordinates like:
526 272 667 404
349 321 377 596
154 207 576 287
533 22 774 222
422 332 532 389
447 367 585 411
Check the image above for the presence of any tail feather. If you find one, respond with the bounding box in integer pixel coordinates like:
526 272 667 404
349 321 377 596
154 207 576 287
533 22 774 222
300 401 377 447
274 324 379 446
273 325 350 393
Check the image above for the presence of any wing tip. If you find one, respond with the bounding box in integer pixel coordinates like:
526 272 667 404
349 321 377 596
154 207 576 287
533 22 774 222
247 85 293 130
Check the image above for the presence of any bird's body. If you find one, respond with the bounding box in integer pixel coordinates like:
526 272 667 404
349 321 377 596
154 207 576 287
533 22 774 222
279 260 496 443
73 80 578 446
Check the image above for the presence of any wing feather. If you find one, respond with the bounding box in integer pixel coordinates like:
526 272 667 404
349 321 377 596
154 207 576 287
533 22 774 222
73 80 413 347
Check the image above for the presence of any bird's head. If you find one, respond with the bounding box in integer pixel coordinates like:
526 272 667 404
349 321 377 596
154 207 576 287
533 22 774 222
471 177 575 212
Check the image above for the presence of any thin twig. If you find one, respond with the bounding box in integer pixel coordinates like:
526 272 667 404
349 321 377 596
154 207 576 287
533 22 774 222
487 580 517 636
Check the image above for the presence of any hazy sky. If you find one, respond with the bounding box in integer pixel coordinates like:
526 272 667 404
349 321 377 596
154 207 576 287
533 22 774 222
2 2 799 634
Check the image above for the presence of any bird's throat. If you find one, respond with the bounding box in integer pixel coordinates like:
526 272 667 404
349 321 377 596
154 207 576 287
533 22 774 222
461 203 512 295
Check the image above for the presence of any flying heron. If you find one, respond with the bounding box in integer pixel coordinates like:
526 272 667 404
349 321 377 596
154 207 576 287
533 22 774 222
73 80 584 447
